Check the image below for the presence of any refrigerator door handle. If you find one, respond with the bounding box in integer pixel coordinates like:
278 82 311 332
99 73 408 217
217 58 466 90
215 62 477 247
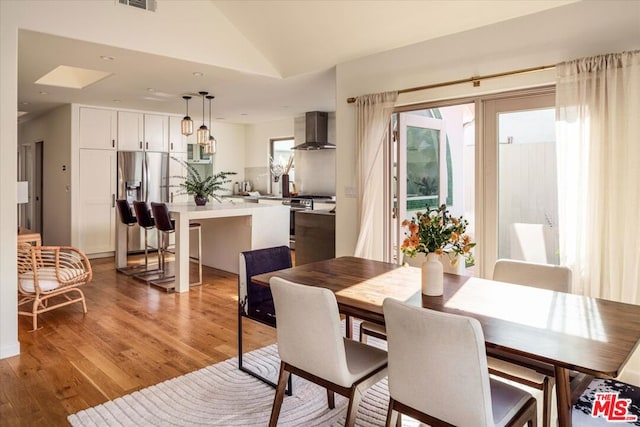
112 193 115 208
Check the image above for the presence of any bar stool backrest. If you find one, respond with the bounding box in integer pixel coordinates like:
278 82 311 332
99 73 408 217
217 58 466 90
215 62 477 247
150 202 174 233
132 201 155 229
116 199 137 226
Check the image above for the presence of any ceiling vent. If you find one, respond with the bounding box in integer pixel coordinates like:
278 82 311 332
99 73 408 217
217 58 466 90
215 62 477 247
117 0 157 12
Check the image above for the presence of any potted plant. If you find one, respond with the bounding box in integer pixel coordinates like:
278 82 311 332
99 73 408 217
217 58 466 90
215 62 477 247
171 157 236 205
400 204 475 295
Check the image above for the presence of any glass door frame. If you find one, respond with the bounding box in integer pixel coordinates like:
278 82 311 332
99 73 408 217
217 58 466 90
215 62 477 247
480 87 556 276
385 86 556 278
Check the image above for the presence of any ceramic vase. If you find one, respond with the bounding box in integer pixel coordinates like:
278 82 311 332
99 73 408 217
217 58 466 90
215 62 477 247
282 174 290 198
194 195 207 206
422 252 444 296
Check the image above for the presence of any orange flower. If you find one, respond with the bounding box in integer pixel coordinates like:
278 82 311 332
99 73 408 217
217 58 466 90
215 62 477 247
451 231 459 242
401 238 411 249
401 219 410 227
408 222 418 235
463 244 471 253
434 248 443 255
463 235 471 245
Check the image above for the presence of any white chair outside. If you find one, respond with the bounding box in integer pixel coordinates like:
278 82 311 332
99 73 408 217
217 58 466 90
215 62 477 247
269 277 388 427
489 259 572 427
383 297 537 427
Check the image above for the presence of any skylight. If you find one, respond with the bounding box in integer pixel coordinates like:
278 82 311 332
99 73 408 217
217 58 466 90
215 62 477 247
35 65 112 89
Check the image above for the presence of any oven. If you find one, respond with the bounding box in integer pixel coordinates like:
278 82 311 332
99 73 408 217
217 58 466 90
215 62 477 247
282 198 313 249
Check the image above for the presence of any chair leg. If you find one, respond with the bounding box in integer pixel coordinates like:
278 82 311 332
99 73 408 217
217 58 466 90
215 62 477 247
327 389 335 409
344 384 366 427
269 361 291 427
542 377 553 427
385 398 399 427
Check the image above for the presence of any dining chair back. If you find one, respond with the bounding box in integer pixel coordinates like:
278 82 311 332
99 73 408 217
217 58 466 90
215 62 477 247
490 259 572 427
116 199 137 226
238 246 292 392
269 277 388 427
493 259 571 292
383 297 536 427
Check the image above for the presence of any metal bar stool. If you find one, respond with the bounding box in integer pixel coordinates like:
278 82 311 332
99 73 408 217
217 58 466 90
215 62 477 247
131 201 163 280
116 199 160 276
149 202 202 290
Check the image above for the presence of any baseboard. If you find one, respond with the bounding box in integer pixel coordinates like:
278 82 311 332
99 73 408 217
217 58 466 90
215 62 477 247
0 341 20 359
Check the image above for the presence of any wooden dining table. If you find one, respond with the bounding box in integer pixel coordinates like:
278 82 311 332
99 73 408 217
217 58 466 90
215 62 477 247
252 256 640 427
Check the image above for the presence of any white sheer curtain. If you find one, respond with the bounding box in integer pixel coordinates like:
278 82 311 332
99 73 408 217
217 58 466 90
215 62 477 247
556 50 640 304
353 91 398 260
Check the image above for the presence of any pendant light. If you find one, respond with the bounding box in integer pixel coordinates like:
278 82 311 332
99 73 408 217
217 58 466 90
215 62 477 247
196 91 209 145
180 96 193 136
205 95 217 155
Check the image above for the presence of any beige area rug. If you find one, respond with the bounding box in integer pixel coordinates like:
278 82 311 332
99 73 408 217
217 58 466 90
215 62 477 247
68 343 417 426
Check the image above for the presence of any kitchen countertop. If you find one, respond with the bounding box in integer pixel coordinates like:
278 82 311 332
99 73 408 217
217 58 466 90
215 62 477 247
223 195 336 204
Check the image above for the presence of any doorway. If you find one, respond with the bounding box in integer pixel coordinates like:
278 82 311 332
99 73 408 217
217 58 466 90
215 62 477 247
19 141 43 235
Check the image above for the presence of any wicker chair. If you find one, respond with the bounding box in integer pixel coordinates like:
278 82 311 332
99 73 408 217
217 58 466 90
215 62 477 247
17 244 92 330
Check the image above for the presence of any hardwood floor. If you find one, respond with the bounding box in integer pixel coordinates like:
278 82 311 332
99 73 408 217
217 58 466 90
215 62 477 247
0 256 277 426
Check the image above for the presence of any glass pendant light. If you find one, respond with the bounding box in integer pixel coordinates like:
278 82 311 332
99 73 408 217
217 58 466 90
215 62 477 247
196 91 209 145
205 95 217 155
180 96 193 136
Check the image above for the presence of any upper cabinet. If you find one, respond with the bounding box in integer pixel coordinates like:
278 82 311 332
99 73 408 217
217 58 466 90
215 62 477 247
117 111 144 151
118 112 168 152
79 107 117 150
169 116 188 153
144 113 168 152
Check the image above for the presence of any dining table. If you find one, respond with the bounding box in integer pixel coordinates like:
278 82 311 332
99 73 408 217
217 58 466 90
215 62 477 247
252 256 640 427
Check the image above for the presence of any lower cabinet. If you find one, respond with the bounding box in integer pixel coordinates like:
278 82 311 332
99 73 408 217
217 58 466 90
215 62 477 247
78 149 116 255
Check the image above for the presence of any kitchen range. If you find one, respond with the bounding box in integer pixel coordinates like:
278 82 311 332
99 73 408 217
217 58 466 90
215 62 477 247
282 195 334 249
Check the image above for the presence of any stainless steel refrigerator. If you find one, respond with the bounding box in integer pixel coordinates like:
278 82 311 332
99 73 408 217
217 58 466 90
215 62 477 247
117 151 169 252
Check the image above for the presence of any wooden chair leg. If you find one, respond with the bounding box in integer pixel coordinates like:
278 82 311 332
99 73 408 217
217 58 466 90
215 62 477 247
385 398 398 427
269 361 291 427
542 377 553 427
327 389 335 409
344 384 366 427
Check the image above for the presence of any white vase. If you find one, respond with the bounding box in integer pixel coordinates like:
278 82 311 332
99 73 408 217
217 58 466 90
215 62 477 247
421 252 444 296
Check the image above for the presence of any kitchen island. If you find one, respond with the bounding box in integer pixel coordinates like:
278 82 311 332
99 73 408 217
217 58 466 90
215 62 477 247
116 201 289 292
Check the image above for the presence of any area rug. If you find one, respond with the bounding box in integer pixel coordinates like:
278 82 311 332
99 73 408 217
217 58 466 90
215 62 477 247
573 378 640 426
68 343 415 427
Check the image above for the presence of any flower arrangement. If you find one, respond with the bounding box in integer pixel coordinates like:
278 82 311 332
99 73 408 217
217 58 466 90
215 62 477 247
171 157 236 204
270 155 294 182
401 204 475 266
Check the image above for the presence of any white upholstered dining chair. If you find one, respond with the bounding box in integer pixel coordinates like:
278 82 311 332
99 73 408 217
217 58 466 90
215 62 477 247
269 277 388 427
383 297 537 427
489 259 571 427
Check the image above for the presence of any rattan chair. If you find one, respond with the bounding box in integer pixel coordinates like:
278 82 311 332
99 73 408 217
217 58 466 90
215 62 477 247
17 244 92 330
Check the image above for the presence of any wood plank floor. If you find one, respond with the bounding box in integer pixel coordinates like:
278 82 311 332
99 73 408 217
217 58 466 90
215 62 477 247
0 256 278 426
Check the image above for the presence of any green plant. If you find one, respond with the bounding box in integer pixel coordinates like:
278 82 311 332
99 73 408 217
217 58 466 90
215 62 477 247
401 204 476 266
171 157 236 203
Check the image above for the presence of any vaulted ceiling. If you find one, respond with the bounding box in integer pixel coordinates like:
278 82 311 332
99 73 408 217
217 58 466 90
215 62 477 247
18 0 576 124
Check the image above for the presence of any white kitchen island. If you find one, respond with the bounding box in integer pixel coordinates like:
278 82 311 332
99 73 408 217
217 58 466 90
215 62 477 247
116 201 289 293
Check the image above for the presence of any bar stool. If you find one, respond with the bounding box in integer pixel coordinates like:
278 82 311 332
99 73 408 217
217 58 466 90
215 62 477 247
132 201 162 279
116 199 156 276
149 202 202 289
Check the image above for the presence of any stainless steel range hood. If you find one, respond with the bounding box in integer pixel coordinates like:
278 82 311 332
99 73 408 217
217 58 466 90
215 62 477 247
293 111 335 150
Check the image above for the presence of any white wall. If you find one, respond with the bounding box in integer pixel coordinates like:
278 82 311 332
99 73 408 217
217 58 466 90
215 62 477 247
335 0 640 259
210 121 247 187
19 105 72 246
245 118 294 167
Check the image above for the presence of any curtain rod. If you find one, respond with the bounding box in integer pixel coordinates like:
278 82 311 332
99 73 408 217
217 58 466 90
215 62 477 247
345 64 556 103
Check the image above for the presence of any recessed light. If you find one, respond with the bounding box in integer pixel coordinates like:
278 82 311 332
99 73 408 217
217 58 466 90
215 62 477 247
100 55 115 61
240 113 248 116
215 117 225 120
21 101 29 105
147 88 155 92
113 99 121 103
39 91 48 95
192 72 203 77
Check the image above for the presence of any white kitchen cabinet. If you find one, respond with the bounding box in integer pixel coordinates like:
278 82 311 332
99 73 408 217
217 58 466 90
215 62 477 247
169 152 189 203
258 198 283 205
79 107 117 150
118 111 144 151
78 149 116 255
169 116 188 153
118 112 168 152
144 113 168 152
